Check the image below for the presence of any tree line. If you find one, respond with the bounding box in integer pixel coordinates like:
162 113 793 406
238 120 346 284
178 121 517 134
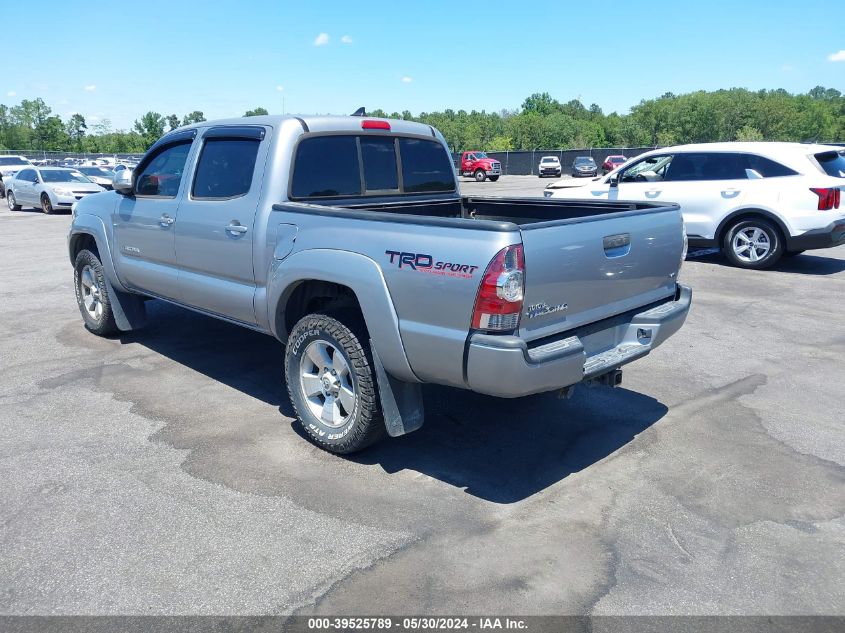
0 87 842 155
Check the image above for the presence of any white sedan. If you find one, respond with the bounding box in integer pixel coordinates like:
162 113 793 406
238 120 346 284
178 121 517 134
544 142 845 269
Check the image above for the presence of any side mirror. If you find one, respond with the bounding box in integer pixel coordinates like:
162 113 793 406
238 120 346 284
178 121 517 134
113 169 133 195
609 174 620 188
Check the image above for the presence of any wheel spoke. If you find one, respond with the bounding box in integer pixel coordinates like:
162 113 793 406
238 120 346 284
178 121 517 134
749 247 759 262
301 373 323 397
83 293 95 311
94 301 103 319
735 243 751 254
306 343 331 371
338 385 355 414
81 268 95 289
321 396 340 424
332 350 348 375
736 232 751 244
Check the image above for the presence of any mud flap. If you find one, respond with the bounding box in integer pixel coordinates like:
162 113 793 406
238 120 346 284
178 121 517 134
104 277 147 331
371 344 424 437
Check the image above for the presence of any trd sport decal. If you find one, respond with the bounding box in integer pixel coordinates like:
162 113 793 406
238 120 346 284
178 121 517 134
385 251 479 279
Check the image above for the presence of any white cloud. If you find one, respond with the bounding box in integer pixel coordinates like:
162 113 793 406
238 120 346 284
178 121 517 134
84 84 96 92
6 90 15 97
401 76 412 83
314 32 329 46
828 50 845 62
341 35 353 44
276 85 284 92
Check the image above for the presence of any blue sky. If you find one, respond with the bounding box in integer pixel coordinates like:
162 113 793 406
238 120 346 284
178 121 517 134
3 0 843 130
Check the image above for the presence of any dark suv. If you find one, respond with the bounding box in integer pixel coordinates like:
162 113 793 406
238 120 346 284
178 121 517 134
572 156 597 177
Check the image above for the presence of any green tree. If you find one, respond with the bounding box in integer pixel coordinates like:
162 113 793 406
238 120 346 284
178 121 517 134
182 110 206 125
134 112 166 149
244 107 269 117
165 114 181 131
735 125 764 141
65 113 87 151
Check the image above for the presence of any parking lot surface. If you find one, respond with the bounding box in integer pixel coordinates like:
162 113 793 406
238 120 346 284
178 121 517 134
1 175 843 615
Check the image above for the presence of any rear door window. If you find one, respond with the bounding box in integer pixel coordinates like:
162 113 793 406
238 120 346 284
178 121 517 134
398 138 456 193
291 136 361 198
815 150 845 178
664 153 747 181
192 138 261 199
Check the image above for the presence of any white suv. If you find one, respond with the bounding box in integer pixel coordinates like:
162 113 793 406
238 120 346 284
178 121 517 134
538 156 561 177
0 155 34 198
544 142 845 269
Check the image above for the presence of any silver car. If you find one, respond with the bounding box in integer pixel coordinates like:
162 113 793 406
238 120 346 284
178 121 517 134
6 166 104 214
76 166 116 190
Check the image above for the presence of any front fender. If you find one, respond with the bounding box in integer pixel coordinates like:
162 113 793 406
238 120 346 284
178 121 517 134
68 213 127 293
267 248 419 384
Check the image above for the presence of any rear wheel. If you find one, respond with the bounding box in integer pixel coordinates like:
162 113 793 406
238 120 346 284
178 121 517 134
41 193 54 215
722 218 783 269
7 191 21 211
285 311 384 454
474 169 486 182
488 176 499 182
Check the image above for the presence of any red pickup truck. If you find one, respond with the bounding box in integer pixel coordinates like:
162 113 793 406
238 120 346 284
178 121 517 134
460 151 502 182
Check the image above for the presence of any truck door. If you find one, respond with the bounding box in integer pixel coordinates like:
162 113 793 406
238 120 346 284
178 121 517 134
174 126 268 324
112 136 196 299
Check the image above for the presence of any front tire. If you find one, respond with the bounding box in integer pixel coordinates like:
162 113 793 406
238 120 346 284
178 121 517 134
722 218 783 269
285 312 384 454
73 249 119 336
7 191 21 211
41 194 54 215
474 169 486 182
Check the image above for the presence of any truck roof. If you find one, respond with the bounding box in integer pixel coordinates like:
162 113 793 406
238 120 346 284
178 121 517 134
179 114 439 138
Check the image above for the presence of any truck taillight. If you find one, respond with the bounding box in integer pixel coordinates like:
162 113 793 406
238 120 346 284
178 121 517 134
471 244 524 332
810 187 841 210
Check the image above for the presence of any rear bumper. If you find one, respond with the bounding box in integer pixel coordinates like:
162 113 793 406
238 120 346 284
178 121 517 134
465 285 692 398
786 220 845 251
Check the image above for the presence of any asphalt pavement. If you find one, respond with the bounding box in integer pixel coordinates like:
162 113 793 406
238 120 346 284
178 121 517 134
1 177 843 616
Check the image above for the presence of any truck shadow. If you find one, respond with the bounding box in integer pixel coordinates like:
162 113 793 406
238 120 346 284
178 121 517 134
125 300 667 504
347 385 666 503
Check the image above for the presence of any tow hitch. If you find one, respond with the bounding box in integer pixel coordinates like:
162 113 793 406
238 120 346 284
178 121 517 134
586 369 623 388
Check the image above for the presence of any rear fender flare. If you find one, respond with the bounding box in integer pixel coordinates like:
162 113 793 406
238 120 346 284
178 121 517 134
267 249 418 384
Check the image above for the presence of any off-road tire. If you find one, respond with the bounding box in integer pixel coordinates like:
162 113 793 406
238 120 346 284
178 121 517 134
73 249 119 336
722 218 784 270
285 311 384 454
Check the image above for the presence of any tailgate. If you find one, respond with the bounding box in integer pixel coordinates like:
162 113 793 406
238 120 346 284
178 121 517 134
519 206 684 341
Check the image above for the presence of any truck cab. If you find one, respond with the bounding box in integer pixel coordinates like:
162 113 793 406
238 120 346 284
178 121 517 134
460 151 502 182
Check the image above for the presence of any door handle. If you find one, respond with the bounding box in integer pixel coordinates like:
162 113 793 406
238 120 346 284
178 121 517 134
721 189 741 197
159 214 175 227
645 189 661 197
226 223 248 235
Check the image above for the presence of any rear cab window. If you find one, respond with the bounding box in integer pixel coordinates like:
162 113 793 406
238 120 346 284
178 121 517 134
815 150 845 178
290 134 455 200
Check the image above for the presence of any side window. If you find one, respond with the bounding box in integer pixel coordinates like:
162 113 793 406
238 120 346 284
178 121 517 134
744 154 799 178
621 155 674 182
361 137 398 192
399 138 456 193
192 138 260 199
135 142 192 197
291 136 361 198
662 153 747 182
16 169 33 182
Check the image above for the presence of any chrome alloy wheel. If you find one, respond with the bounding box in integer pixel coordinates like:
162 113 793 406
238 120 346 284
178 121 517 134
732 226 771 263
299 340 356 428
79 265 103 321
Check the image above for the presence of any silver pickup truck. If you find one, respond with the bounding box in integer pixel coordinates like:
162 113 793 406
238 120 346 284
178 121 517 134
68 115 691 454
